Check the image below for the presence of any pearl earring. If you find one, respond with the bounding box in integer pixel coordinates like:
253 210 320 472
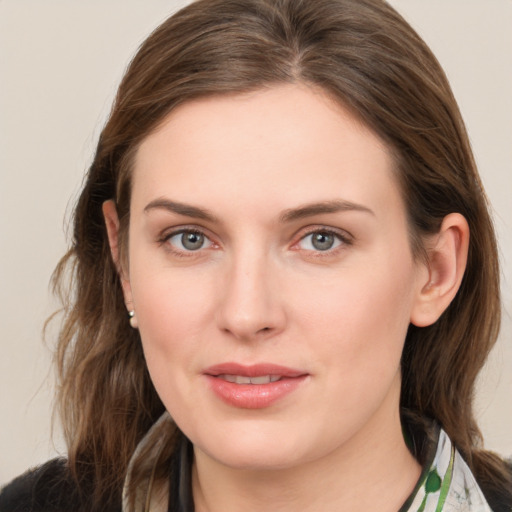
128 310 138 329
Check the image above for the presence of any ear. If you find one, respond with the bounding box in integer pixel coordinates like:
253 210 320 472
102 200 135 317
410 213 469 327
103 200 122 269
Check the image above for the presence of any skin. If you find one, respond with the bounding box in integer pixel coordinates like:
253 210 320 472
104 84 469 511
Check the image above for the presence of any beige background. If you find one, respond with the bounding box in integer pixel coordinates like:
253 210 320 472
1 0 511 484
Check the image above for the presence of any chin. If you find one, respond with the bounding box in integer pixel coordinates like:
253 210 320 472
190 420 330 472
204 444 306 471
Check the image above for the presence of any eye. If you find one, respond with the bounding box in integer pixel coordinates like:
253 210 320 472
167 230 213 252
297 230 344 252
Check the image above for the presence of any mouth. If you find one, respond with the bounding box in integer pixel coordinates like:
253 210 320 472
203 363 308 409
217 374 282 384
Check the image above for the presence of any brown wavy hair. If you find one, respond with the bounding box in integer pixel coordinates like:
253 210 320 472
51 0 510 507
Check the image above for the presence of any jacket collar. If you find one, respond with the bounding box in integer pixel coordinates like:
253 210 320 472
122 412 174 512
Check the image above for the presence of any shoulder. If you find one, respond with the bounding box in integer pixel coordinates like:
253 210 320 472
478 457 512 512
0 459 117 512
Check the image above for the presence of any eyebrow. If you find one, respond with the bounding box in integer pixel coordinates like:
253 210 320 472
144 198 218 222
279 200 375 223
143 197 374 224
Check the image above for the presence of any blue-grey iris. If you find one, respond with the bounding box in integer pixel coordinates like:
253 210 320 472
311 232 335 251
182 232 204 250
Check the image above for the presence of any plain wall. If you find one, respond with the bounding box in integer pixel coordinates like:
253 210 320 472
1 0 511 484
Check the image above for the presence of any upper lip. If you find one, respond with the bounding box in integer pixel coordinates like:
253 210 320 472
203 362 307 378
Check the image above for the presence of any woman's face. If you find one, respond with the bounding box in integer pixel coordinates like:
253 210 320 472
123 85 428 470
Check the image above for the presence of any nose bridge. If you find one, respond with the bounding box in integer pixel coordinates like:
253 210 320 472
217 242 284 340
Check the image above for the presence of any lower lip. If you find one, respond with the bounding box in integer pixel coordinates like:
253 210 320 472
205 375 307 409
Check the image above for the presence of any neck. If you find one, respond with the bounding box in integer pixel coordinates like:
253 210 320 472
192 402 421 512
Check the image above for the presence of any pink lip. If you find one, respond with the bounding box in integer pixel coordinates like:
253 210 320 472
203 362 308 409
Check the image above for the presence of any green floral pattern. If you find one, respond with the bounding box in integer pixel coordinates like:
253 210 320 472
406 429 492 511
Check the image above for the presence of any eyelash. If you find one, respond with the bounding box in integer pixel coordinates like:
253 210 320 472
159 228 215 258
292 227 352 257
158 226 352 258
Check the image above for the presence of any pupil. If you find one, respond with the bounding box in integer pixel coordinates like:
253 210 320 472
312 232 334 251
182 232 203 250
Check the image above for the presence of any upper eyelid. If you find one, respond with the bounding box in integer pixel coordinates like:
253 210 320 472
293 225 353 242
160 225 215 241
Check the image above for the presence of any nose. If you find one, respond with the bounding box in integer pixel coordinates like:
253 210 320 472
216 250 286 342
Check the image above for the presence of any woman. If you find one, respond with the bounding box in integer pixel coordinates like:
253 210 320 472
1 0 510 511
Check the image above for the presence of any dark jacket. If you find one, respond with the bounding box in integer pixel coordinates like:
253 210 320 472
0 459 121 512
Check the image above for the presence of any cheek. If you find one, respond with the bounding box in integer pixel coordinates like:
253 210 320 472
130 275 210 420
128 263 216 378
297 254 417 373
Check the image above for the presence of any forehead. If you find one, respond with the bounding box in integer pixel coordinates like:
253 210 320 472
131 85 402 220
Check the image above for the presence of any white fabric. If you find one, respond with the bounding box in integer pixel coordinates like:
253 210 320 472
404 429 492 512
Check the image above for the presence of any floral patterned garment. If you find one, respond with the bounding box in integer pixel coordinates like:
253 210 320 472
404 428 493 512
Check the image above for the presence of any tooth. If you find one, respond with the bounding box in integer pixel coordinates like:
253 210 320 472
250 375 271 384
217 374 283 384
